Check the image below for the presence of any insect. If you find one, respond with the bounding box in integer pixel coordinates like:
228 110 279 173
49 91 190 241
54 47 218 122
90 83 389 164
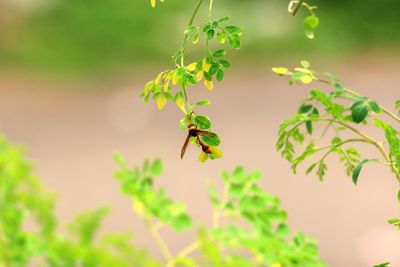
288 0 304 16
180 124 214 159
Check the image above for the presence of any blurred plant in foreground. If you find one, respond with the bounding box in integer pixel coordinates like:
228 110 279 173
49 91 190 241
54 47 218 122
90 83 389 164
114 154 326 267
0 134 325 266
0 135 160 267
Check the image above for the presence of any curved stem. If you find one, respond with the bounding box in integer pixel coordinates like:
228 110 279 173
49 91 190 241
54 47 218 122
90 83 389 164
208 0 214 21
213 183 229 228
314 118 400 181
344 89 400 124
190 0 204 26
166 242 199 267
312 138 369 155
315 78 400 124
181 85 193 114
287 117 400 182
146 219 173 262
180 0 205 66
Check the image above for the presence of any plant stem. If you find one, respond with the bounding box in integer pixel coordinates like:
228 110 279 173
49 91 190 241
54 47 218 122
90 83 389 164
190 0 204 26
316 118 400 181
313 138 369 154
146 219 173 262
288 117 400 182
345 89 400 124
181 85 193 114
213 183 229 228
208 0 214 20
166 242 199 267
180 0 204 66
316 77 400 124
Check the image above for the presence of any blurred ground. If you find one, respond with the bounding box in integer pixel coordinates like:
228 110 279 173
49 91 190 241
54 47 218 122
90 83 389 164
1 53 399 267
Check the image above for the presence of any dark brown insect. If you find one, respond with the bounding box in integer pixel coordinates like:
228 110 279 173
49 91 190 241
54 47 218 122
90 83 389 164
180 124 214 159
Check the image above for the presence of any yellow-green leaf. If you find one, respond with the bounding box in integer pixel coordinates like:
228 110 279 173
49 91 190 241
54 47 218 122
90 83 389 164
198 152 209 163
204 80 214 91
157 96 167 110
187 62 197 72
300 75 313 84
176 97 186 113
202 59 211 72
294 67 312 74
272 67 289 75
133 201 144 215
210 147 223 159
196 71 203 81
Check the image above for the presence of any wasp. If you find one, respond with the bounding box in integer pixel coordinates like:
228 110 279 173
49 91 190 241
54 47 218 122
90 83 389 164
180 124 215 159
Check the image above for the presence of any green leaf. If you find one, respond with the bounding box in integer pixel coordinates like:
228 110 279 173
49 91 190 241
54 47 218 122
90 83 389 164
156 96 167 110
374 263 390 267
216 30 227 44
184 25 197 35
398 190 400 204
351 101 369 123
150 158 163 176
218 16 230 23
195 115 211 129
300 60 310 68
298 104 313 114
207 29 215 40
209 64 219 75
317 161 327 181
219 60 231 68
201 134 220 146
193 32 199 44
114 152 127 170
193 100 211 107
224 26 243 35
204 71 212 81
171 214 192 231
306 120 313 135
228 35 241 49
272 67 289 75
213 49 226 58
395 100 400 110
304 15 319 39
352 159 372 185
216 69 224 81
368 100 381 113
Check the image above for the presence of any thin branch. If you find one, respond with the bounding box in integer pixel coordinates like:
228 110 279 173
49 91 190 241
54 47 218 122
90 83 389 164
146 219 173 262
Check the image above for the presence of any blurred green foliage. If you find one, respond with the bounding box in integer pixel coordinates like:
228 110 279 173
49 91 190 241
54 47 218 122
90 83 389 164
114 155 326 266
1 0 191 75
1 0 400 76
0 135 161 267
0 133 325 266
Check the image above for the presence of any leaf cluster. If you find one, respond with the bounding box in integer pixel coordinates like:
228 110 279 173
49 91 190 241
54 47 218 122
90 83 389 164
141 1 243 161
113 155 326 267
273 61 400 218
288 1 319 39
0 135 161 267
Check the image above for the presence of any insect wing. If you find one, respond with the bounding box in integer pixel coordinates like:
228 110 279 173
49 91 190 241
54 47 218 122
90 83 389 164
180 134 191 159
191 129 215 137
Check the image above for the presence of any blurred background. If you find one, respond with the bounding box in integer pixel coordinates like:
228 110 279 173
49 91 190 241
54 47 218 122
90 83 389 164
1 0 400 266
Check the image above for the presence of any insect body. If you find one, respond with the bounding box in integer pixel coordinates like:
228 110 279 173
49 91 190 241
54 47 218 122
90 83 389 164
180 124 214 159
